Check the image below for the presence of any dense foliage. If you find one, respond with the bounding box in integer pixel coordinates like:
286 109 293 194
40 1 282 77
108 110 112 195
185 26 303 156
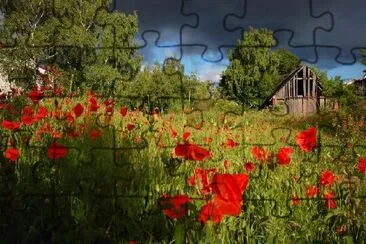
0 0 141 92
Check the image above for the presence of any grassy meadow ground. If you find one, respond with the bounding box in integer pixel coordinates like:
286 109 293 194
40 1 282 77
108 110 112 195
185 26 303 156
0 93 365 243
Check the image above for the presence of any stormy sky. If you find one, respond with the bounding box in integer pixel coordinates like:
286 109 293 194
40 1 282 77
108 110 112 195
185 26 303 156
116 0 366 83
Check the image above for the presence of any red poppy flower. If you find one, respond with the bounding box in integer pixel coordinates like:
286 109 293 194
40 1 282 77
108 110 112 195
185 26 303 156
183 131 190 141
160 194 191 219
199 195 243 224
89 129 102 140
73 103 84 117
174 142 211 161
251 146 267 161
88 96 99 112
126 123 135 131
120 106 128 117
210 173 249 202
29 89 44 104
320 170 335 186
21 115 34 126
276 147 293 165
292 195 300 206
305 185 319 198
296 127 317 152
244 162 255 173
64 112 75 124
323 191 336 209
47 143 68 160
199 201 224 224
356 157 366 174
4 148 20 162
222 138 238 149
22 106 34 116
190 144 211 161
2 120 20 130
34 106 48 121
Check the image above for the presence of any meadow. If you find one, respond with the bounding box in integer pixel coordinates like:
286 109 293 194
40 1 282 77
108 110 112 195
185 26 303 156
0 89 365 243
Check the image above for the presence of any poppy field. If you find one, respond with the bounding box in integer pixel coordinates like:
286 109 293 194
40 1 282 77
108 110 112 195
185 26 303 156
0 89 366 243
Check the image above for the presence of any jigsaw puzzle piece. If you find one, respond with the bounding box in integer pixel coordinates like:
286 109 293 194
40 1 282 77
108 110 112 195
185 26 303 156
117 0 195 49
181 0 243 62
225 0 331 47
312 0 366 64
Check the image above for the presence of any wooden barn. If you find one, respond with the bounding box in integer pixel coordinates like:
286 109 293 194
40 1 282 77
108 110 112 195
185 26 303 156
260 65 324 116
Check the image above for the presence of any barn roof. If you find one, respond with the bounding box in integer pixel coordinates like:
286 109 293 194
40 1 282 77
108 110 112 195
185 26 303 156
259 64 321 109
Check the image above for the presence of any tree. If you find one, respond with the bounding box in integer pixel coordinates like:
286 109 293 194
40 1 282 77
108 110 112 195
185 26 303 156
0 0 141 93
219 27 281 108
274 48 301 78
117 58 209 112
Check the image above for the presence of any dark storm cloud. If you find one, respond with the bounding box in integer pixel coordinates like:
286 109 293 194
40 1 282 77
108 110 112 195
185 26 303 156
116 0 366 80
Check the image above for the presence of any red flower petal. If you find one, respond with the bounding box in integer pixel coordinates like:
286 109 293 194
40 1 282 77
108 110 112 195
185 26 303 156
120 106 128 117
160 194 191 219
320 170 335 186
2 120 20 130
276 147 293 165
356 157 366 174
73 103 84 117
4 148 20 162
296 127 317 152
47 143 68 160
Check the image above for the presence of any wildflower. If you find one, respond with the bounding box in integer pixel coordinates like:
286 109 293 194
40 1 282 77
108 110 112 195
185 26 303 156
21 115 34 126
356 157 366 174
251 146 267 161
120 106 128 117
292 195 300 206
210 173 249 202
73 103 84 117
296 127 317 152
200 173 249 224
222 138 238 149
323 191 336 209
4 148 20 162
126 123 135 131
34 106 48 121
305 185 319 198
47 142 68 160
2 120 20 130
183 131 190 141
160 194 191 219
244 162 255 173
320 170 335 186
174 142 211 161
29 89 44 104
276 147 293 165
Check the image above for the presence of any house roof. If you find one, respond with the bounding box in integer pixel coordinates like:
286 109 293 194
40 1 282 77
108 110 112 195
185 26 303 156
259 64 320 109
